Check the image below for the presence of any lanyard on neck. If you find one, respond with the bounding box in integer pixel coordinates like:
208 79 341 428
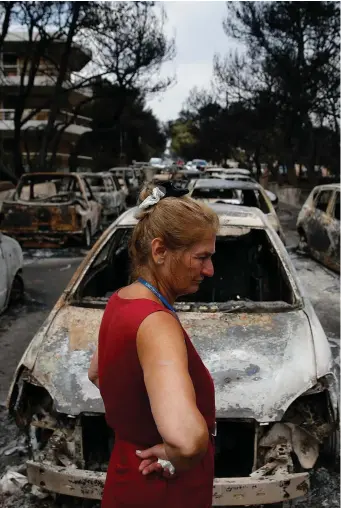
138 277 177 315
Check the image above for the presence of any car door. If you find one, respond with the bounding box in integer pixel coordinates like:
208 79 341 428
307 189 334 257
109 175 121 212
113 175 126 210
82 178 101 234
0 234 9 311
328 189 340 271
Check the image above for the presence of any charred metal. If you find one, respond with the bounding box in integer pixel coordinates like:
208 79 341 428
0 172 102 247
7 370 338 504
4 204 339 506
297 184 340 273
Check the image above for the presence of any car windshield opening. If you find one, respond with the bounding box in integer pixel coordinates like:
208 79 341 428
16 175 81 202
85 177 106 192
192 188 270 213
192 188 238 199
74 226 295 311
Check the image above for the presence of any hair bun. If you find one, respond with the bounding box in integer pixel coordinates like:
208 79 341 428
139 184 155 203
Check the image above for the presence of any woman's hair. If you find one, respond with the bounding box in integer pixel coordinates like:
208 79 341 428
129 184 219 278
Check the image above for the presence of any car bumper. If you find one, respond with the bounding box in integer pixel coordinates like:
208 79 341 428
27 460 309 505
1 230 83 246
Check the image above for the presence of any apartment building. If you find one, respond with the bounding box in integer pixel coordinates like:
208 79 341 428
0 32 93 172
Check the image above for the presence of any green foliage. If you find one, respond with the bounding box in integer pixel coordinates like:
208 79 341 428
213 1 340 180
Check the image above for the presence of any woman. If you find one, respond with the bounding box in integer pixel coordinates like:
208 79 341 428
88 183 219 507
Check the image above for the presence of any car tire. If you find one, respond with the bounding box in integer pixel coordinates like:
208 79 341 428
9 274 24 305
83 223 92 248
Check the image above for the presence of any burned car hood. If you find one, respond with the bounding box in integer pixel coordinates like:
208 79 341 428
30 306 318 421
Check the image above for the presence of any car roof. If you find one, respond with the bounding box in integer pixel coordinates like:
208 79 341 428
206 167 250 173
116 204 267 229
193 178 260 190
109 167 138 172
313 183 340 191
80 172 112 178
20 172 77 178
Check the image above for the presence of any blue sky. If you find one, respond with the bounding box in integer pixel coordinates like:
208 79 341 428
147 1 231 123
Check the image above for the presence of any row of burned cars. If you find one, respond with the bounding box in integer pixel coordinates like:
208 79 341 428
154 166 340 273
0 166 340 506
0 168 144 249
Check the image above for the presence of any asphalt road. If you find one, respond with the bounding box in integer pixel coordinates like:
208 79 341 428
0 203 339 508
0 257 84 405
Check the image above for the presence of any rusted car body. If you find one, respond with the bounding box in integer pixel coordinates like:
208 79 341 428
297 184 340 273
0 173 102 248
80 172 126 222
7 205 339 505
0 232 24 313
189 178 285 242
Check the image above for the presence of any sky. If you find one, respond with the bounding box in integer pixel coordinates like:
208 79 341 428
147 1 230 123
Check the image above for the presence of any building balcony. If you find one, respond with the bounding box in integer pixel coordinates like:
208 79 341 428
0 109 92 135
0 71 92 98
3 32 91 71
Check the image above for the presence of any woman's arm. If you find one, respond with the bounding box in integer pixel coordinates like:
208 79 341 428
137 311 209 472
88 347 99 388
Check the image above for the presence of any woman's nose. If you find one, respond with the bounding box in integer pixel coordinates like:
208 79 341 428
202 258 214 278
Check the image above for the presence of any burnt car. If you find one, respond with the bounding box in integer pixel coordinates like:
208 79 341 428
204 168 279 206
189 179 285 242
6 205 339 506
109 167 143 206
0 173 102 248
297 184 340 273
80 172 126 222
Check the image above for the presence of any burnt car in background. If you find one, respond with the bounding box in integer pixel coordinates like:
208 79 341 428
204 168 279 206
189 179 285 242
0 173 102 248
6 205 339 506
297 184 340 273
109 167 143 206
80 172 126 222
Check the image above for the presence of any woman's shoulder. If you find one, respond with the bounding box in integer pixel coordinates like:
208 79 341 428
108 290 170 322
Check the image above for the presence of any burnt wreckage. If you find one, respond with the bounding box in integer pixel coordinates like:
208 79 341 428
0 173 102 248
7 205 339 505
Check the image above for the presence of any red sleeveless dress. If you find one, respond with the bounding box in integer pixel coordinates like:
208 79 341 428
98 292 216 508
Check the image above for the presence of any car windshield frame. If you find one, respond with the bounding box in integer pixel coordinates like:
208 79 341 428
15 174 83 202
69 224 302 313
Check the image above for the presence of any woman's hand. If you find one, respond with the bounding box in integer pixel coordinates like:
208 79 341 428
136 444 176 478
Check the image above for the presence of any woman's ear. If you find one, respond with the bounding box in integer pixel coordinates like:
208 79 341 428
151 237 167 264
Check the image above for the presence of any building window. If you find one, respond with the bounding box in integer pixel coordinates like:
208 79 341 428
3 53 17 66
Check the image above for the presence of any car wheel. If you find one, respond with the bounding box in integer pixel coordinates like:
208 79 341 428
9 274 24 304
83 223 92 248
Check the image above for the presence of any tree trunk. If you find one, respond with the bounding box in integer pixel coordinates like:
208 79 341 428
37 3 81 171
0 2 13 53
13 112 24 177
